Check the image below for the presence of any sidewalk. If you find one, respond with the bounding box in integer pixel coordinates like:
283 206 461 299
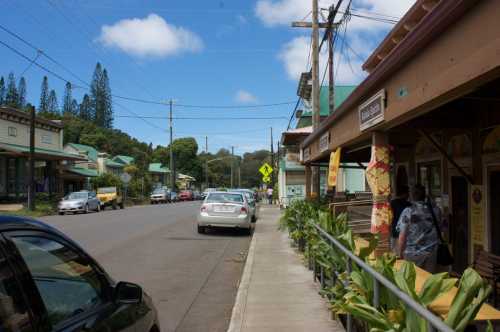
228 205 345 332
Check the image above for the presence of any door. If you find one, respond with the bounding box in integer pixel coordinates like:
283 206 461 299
490 170 500 256
4 231 138 332
450 176 469 274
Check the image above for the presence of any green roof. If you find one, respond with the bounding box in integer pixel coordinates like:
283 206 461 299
113 155 134 165
105 158 125 168
148 163 170 173
297 85 356 128
67 167 99 177
67 143 98 162
0 143 84 160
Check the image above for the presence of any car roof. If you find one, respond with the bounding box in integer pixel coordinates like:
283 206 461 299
208 191 243 195
0 215 69 235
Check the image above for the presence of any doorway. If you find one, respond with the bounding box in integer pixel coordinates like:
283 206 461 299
450 176 469 274
490 170 500 256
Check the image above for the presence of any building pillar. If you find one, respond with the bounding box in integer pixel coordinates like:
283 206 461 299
311 166 320 201
367 131 392 255
305 164 312 200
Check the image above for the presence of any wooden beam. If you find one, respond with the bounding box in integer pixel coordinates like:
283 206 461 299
418 129 473 184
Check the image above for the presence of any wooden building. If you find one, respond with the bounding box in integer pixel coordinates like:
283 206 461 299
300 0 500 274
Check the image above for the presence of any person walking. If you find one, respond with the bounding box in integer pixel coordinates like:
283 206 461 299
390 185 411 253
267 187 273 205
397 184 441 273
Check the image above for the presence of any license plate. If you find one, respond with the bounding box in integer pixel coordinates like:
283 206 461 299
214 206 233 212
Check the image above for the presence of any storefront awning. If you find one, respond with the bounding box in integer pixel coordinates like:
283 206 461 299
0 143 85 161
66 167 99 177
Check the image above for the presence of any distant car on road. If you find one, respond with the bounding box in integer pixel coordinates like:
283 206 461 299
0 215 161 331
150 188 169 204
197 191 253 235
97 186 124 210
192 191 202 200
179 190 194 201
58 190 101 215
170 191 179 202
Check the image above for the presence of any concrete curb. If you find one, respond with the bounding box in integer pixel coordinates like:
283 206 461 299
227 226 257 332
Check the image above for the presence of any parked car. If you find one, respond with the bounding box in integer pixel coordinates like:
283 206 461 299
192 191 202 200
197 191 253 235
150 188 170 204
179 190 193 201
58 190 101 215
0 215 160 331
231 189 259 222
97 186 124 210
201 188 216 200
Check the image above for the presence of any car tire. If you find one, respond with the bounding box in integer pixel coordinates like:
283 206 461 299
112 201 117 210
244 227 252 236
58 212 64 215
120 202 125 209
96 204 101 212
197 225 205 234
84 204 89 214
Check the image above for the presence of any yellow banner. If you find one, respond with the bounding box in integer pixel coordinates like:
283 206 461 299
328 148 341 187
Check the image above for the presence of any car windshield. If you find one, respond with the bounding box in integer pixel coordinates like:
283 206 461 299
152 189 164 194
207 193 244 203
66 192 87 200
97 187 116 194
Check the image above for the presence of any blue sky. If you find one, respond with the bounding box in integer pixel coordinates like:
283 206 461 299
0 0 414 155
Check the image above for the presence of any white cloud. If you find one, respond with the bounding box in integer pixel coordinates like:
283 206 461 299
255 0 415 28
278 35 366 84
98 14 203 58
235 90 258 103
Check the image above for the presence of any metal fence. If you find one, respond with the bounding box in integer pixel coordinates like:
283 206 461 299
309 222 454 332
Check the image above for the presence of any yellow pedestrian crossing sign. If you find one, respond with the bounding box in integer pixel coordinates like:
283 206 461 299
259 163 273 177
262 176 271 183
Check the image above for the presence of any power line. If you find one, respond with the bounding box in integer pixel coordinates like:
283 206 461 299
115 115 289 120
174 101 296 109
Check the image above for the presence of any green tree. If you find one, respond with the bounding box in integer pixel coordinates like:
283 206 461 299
39 76 49 114
91 173 122 190
0 76 5 105
90 63 105 126
17 77 27 109
79 94 92 121
62 82 77 115
71 99 78 115
5 72 19 108
102 69 113 128
48 89 59 115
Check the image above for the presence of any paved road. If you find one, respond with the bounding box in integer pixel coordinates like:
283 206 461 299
42 201 252 332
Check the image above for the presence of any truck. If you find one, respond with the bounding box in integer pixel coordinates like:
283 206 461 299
97 186 124 210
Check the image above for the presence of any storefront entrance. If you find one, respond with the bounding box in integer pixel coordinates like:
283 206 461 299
489 169 500 256
451 176 469 274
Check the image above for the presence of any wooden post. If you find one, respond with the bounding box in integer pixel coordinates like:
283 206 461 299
305 164 312 200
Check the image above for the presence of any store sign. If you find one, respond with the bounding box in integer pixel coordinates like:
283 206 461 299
303 147 310 161
319 132 329 153
359 89 385 131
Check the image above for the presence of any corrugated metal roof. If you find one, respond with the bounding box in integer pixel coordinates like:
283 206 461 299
67 143 98 162
148 163 170 173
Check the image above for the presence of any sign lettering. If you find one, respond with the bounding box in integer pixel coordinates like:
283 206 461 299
359 89 385 131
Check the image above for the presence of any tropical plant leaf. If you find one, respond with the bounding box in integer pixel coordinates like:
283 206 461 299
419 272 457 306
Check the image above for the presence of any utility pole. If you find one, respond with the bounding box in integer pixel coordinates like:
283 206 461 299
270 127 274 188
230 146 234 188
169 99 174 190
27 106 35 211
205 136 208 190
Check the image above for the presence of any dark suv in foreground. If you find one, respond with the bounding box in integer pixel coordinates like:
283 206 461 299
0 215 160 332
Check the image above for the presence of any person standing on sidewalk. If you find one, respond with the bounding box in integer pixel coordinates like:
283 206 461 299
397 184 441 273
390 185 411 253
267 187 273 205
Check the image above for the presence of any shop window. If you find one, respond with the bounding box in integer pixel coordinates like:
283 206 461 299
0 157 5 194
418 161 441 198
8 127 17 137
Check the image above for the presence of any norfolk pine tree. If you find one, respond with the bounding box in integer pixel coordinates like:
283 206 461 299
79 94 92 121
0 77 5 105
39 76 49 114
5 72 19 108
90 63 104 127
63 82 75 115
102 69 113 128
18 77 27 109
48 89 59 115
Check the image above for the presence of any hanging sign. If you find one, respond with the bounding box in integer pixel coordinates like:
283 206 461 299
303 147 310 161
319 132 330 153
359 89 386 131
471 185 485 244
327 148 341 187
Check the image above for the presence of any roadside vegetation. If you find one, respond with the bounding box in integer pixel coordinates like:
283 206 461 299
280 200 493 332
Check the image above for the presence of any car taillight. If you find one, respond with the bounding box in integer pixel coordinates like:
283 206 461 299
201 205 208 212
240 207 247 214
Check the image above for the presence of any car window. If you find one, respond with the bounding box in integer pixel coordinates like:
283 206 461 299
11 236 105 329
0 249 33 331
207 193 243 203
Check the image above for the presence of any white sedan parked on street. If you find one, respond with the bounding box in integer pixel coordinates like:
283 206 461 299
58 190 101 215
197 191 253 235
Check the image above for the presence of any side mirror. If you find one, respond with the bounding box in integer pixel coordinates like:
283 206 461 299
115 281 142 304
